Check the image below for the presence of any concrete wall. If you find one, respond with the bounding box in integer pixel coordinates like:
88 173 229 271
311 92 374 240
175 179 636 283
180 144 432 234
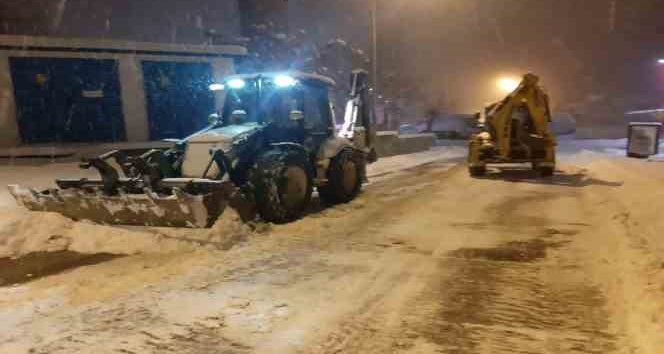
574 126 627 139
374 131 436 157
0 55 19 147
0 35 245 147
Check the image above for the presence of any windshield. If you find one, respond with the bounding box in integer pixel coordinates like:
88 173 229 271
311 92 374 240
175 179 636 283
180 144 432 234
221 84 260 124
220 80 304 126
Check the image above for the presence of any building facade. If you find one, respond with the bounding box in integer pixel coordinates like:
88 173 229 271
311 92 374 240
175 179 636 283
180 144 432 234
0 35 246 147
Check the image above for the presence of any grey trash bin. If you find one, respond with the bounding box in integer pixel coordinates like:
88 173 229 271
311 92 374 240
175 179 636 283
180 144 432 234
627 122 661 158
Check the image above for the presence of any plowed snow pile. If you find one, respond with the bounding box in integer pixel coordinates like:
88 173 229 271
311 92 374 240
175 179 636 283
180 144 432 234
0 147 460 259
0 206 252 258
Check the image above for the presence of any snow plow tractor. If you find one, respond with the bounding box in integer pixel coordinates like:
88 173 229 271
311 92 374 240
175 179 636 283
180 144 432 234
468 73 556 177
9 70 376 228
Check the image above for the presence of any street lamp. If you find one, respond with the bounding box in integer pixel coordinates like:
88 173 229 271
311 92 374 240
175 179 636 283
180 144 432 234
497 77 520 93
368 0 379 126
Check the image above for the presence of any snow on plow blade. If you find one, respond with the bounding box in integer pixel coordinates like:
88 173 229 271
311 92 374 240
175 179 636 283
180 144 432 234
7 182 233 228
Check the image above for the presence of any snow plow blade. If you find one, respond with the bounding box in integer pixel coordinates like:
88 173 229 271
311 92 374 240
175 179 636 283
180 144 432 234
8 180 235 228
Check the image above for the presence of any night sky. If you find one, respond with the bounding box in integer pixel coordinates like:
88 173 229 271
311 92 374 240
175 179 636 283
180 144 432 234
2 0 664 121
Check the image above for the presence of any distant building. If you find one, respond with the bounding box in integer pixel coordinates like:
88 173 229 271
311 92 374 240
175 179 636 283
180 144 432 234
0 35 246 147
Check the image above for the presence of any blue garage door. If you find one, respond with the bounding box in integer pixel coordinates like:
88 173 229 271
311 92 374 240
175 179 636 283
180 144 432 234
9 57 126 144
142 61 215 140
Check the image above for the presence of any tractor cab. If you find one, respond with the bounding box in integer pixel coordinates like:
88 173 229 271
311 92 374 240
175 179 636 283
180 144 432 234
210 71 337 146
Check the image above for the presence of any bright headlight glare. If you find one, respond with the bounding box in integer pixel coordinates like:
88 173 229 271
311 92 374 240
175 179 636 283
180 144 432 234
209 83 225 91
274 75 297 87
226 79 246 89
497 77 520 93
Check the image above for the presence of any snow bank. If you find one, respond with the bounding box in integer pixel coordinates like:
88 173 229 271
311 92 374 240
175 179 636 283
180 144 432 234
0 207 189 258
0 162 97 207
0 206 252 259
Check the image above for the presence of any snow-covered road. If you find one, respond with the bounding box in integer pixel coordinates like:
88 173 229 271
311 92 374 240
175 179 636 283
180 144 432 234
1 140 663 353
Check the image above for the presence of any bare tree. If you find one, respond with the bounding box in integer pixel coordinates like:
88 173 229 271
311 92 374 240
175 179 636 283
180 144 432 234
0 0 53 35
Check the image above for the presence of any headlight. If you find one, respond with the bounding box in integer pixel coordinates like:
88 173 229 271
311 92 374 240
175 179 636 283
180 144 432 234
274 75 297 87
226 79 246 89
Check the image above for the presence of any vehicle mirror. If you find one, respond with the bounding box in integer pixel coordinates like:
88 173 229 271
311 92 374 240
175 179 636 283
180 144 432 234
208 113 220 125
289 110 304 121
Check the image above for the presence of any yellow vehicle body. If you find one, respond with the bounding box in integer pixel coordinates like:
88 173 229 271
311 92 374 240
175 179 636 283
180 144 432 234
468 73 556 176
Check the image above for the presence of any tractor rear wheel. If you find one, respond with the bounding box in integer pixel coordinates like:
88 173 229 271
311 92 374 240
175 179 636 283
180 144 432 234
532 162 555 176
539 165 555 177
469 165 486 177
250 150 313 223
318 149 364 205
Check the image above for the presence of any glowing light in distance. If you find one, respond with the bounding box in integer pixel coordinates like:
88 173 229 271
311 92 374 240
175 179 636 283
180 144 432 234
497 77 520 93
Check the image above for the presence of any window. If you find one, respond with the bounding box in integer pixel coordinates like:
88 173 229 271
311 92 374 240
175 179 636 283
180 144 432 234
302 84 331 133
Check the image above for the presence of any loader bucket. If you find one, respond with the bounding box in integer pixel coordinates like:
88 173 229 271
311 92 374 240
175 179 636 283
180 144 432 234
8 184 233 228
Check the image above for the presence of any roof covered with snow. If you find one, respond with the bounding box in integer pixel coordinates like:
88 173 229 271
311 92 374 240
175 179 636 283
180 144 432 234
0 34 247 57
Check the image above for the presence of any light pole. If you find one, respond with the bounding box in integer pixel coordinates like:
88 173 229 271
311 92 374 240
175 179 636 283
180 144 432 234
369 0 378 95
367 0 380 128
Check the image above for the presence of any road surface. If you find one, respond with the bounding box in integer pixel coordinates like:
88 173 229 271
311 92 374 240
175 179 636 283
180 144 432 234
1 145 663 353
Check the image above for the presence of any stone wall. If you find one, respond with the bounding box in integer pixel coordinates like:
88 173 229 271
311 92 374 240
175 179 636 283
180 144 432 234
374 131 436 157
573 126 627 139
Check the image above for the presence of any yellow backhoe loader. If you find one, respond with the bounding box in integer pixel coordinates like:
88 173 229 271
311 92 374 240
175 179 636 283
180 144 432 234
468 73 556 176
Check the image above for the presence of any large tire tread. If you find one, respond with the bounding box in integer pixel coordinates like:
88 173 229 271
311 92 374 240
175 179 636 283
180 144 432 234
318 149 365 205
539 165 555 177
250 149 313 223
469 165 486 177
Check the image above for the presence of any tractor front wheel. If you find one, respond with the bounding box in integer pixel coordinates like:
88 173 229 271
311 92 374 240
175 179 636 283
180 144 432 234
539 165 555 177
533 162 555 176
469 165 486 177
250 150 313 223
